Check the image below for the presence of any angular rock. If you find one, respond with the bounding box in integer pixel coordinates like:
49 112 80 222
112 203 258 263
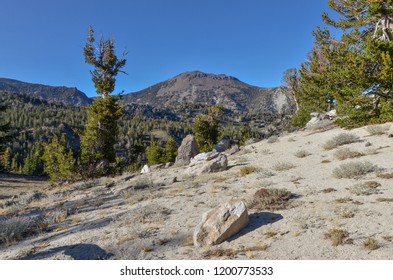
189 151 219 167
140 164 151 174
193 199 249 247
213 138 231 153
175 135 199 166
199 154 228 174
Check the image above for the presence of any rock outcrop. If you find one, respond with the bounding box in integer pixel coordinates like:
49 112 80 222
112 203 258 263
193 199 249 247
175 135 199 166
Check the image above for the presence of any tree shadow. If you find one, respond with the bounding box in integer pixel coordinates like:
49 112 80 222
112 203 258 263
22 243 114 260
227 212 283 242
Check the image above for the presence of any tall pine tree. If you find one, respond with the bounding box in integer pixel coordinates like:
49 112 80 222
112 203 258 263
80 26 126 176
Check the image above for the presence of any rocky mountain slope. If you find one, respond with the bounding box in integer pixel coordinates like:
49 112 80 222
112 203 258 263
1 122 393 260
0 78 92 106
122 71 295 122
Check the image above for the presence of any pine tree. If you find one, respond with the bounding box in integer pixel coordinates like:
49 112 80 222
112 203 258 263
146 138 165 166
81 26 126 176
164 136 178 163
1 147 11 172
295 0 393 127
42 134 77 182
22 142 44 176
193 106 222 152
0 101 11 172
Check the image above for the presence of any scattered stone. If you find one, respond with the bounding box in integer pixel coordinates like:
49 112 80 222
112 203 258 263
140 165 151 174
175 135 199 166
306 111 334 129
155 177 177 186
193 199 249 247
365 141 372 147
189 151 219 167
199 154 228 174
150 164 164 171
213 138 231 153
227 144 239 155
165 162 174 168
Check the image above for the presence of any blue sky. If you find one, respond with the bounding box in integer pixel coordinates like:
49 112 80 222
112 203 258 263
1 0 337 97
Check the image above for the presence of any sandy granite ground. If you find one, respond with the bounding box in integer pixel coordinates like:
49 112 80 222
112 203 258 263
1 123 393 260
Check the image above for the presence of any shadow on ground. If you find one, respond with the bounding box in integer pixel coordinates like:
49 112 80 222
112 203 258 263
22 243 114 260
228 212 283 242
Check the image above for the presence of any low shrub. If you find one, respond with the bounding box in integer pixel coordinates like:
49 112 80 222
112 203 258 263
349 181 381 196
240 166 256 176
0 216 33 246
334 148 364 160
323 133 361 150
249 188 293 210
332 161 379 178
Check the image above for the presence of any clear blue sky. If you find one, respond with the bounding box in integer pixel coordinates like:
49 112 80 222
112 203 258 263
0 0 337 97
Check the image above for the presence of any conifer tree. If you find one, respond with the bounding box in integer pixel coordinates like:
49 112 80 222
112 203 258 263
164 136 178 163
295 0 393 127
193 106 222 152
0 101 11 172
42 134 77 182
80 26 126 176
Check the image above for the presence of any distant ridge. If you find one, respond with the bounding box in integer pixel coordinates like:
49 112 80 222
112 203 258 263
122 71 295 122
0 78 92 106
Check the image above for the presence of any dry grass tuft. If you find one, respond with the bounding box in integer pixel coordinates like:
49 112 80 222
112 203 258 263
377 172 393 179
376 198 393 203
363 238 379 250
324 228 350 246
321 188 337 193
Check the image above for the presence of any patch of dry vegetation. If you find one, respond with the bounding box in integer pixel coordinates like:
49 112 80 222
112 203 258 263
349 181 381 196
323 133 361 150
324 228 351 246
363 238 379 250
332 161 379 178
334 148 364 160
249 188 293 211
273 162 296 172
240 166 256 176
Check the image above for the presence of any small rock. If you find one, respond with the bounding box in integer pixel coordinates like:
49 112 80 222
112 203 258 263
365 141 372 147
189 151 219 166
165 162 174 168
213 138 231 153
199 154 228 174
193 199 249 247
150 164 164 171
140 165 151 174
155 177 177 186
